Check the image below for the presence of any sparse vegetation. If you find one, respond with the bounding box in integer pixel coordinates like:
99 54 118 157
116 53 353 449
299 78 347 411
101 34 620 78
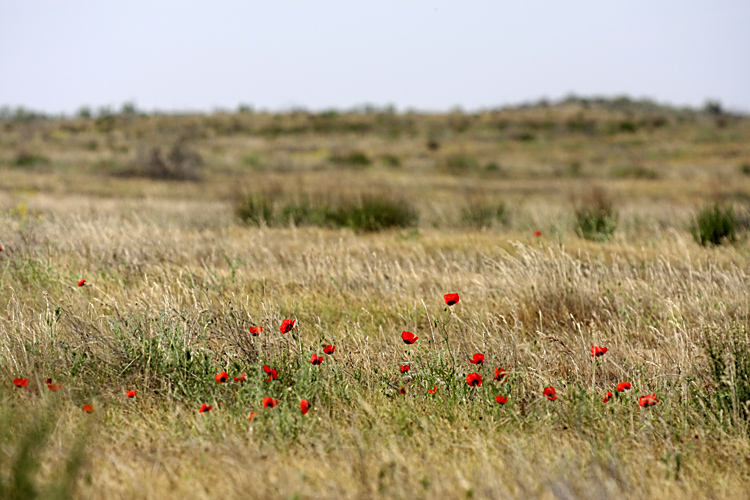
1 97 750 499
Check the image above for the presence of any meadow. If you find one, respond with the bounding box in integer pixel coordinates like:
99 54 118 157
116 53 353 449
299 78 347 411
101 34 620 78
1 97 750 499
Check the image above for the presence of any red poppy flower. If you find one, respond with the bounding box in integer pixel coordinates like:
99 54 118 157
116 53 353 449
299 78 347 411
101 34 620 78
77 279 86 287
262 397 278 409
310 354 323 365
249 326 262 336
47 383 61 391
603 391 614 403
263 365 278 382
638 394 660 407
494 368 507 382
470 353 485 365
617 382 631 392
199 403 212 413
427 386 437 394
82 404 95 413
399 386 407 395
126 390 137 398
323 345 335 355
215 371 229 383
400 364 410 374
300 399 311 415
543 386 557 401
45 378 52 384
234 374 247 383
496 395 508 405
443 293 460 306
248 412 255 421
401 331 418 344
591 346 608 357
12 378 28 388
466 372 482 387
534 231 542 237
280 319 295 334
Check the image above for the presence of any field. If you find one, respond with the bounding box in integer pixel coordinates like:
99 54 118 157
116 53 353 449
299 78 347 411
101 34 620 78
2 98 750 499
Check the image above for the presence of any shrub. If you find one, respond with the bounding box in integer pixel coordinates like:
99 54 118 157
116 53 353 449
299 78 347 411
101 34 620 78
13 152 50 167
574 188 617 241
460 201 507 229
329 152 371 168
127 140 203 181
443 155 478 174
739 163 750 176
691 203 737 246
380 154 401 168
235 193 275 226
236 192 418 232
344 196 418 232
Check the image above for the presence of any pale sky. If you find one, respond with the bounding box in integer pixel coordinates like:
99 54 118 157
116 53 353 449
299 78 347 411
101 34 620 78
1 1 749 114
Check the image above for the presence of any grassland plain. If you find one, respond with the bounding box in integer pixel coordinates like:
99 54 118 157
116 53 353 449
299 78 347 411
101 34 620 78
2 98 750 499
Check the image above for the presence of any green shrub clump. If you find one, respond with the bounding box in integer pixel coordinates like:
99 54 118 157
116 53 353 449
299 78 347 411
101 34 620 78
691 203 737 246
236 193 418 233
574 189 617 241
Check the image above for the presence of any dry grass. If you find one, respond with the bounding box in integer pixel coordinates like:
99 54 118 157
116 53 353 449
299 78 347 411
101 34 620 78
2 101 750 499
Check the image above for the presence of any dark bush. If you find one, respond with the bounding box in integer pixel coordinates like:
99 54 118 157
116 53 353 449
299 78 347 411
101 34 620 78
13 152 50 167
126 140 203 181
443 155 478 174
329 152 371 168
691 203 737 246
574 188 617 241
236 192 418 232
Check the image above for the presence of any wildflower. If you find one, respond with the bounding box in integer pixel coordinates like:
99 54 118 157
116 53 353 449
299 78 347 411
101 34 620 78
46 378 52 384
470 353 485 365
248 412 255 421
603 391 614 403
199 403 212 413
638 394 660 408
543 386 557 401
263 365 278 382
443 293 460 306
323 345 335 355
234 374 247 383
12 378 28 388
494 368 507 382
126 390 137 398
280 319 295 334
496 395 508 405
428 386 437 394
400 365 410 374
401 331 418 344
249 326 262 336
591 346 608 357
77 279 86 287
262 397 278 409
82 404 95 413
215 371 229 383
310 354 323 365
399 386 407 395
466 372 482 387
47 383 61 391
534 231 542 237
617 382 631 392
300 399 310 415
